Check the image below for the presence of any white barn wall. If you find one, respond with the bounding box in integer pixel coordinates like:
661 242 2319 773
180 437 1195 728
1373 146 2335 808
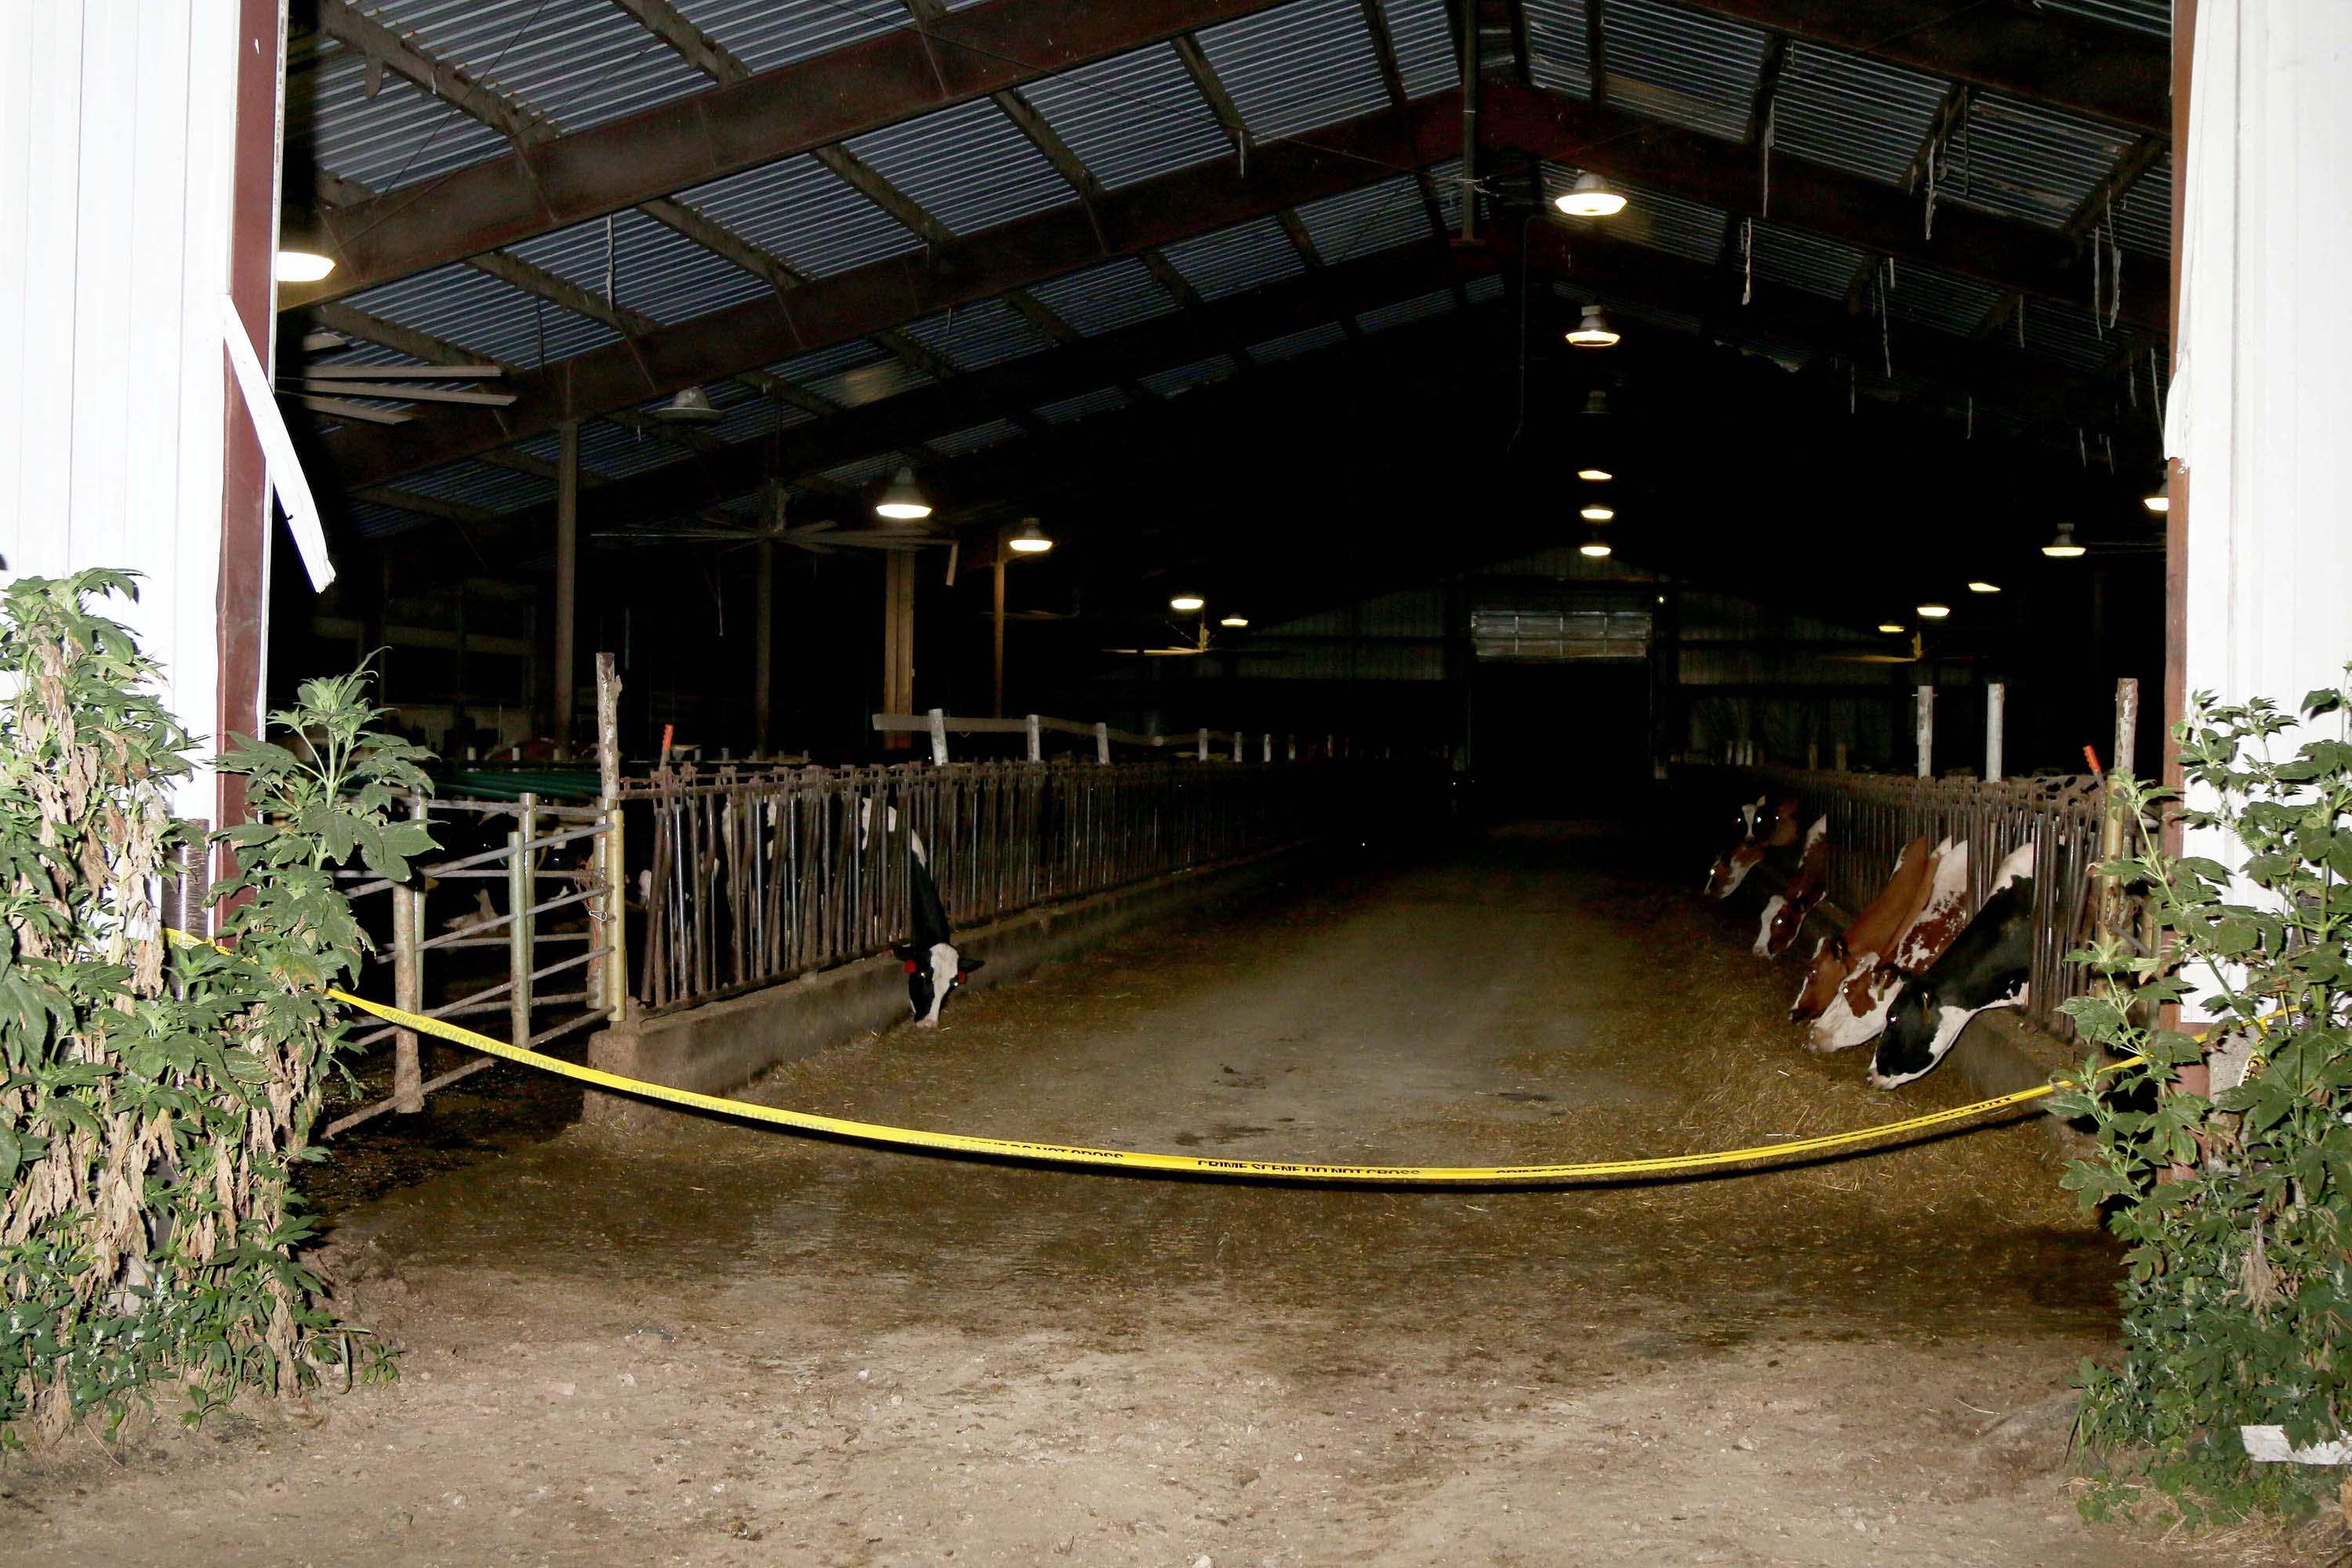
0 1 253 822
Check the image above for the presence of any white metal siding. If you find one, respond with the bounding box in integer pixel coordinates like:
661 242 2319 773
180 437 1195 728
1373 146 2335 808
0 1 246 819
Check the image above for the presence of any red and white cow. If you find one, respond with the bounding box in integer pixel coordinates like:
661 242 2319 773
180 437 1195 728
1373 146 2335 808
1788 834 1936 1022
1753 815 1830 957
1704 794 1799 899
1807 837 1972 1053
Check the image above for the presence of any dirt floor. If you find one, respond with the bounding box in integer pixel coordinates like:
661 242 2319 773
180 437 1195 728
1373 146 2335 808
2 826 2326 1566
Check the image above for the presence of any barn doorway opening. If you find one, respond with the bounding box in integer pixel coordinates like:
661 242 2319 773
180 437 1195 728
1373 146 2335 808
1468 585 1657 821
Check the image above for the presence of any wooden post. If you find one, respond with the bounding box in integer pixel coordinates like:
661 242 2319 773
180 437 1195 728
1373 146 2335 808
508 791 536 1048
1834 739 1848 771
2114 677 2140 778
1196 728 1208 762
1287 735 1296 762
1806 739 1818 770
992 543 1007 720
882 554 915 750
1025 713 1042 762
554 419 579 754
1262 732 1272 764
753 540 775 755
1984 682 2005 782
392 792 425 1114
1915 684 1934 778
1094 721 1109 765
927 707 949 765
595 653 623 1019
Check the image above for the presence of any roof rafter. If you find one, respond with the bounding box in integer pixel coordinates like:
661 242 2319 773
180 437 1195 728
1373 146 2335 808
284 0 1291 308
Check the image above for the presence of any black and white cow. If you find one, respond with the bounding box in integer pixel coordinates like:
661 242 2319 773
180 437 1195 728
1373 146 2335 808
892 828 984 1027
1867 842 2035 1088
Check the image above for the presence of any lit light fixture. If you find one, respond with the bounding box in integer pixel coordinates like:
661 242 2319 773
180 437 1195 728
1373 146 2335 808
2042 522 2086 558
1967 580 2000 593
1916 603 1951 619
1576 466 1613 482
1219 615 1250 629
1566 305 1620 348
655 386 725 425
1554 171 1628 219
1170 594 1206 612
1580 504 1615 521
1578 536 1613 559
2143 482 2170 514
1006 517 1053 554
874 464 933 521
277 249 336 283
1877 622 1907 634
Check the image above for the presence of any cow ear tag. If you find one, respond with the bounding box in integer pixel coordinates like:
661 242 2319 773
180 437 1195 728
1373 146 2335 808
903 959 919 974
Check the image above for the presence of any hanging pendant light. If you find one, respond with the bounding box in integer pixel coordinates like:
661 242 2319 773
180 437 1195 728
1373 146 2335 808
2143 474 2170 514
1554 171 1628 218
875 464 933 521
1578 534 1613 559
1916 603 1951 620
1170 594 1205 612
1006 517 1053 554
277 249 336 283
1577 466 1613 482
655 386 725 425
1566 305 1620 348
1967 580 2000 593
1219 615 1250 629
2042 522 2086 558
1580 504 1614 522
1877 622 1907 634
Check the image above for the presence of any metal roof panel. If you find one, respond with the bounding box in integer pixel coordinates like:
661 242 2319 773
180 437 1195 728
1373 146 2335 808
1378 0 1458 98
1748 221 1868 299
1356 288 1454 333
397 456 554 514
1523 0 1593 99
1772 41 1949 188
366 0 708 132
800 354 934 409
1019 42 1232 191
2112 149 2171 258
677 153 920 278
927 418 1025 456
1599 0 1771 143
1160 215 1308 299
505 207 767 324
899 299 1056 371
2038 0 2171 38
1878 260 2005 336
1194 0 1391 143
1292 174 1439 261
844 97 1072 234
1944 92 2135 230
1138 354 1242 397
1024 256 1184 335
345 261 620 365
298 43 514 191
1246 321 1348 362
666 0 909 73
1036 386 1131 423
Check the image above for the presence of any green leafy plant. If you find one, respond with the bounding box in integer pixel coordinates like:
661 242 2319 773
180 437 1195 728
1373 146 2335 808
0 570 430 1441
2052 666 2352 1522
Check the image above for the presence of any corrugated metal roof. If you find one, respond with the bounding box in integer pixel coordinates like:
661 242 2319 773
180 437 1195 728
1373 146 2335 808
1553 279 1703 338
505 207 767 324
1599 0 1772 143
1160 216 1308 299
2038 0 2171 38
844 97 1070 234
514 417 731 481
365 0 708 132
1023 257 1183 336
677 153 920 278
1356 288 1454 334
1019 43 1232 191
1246 321 1348 362
348 499 420 539
1574 179 1730 263
797 350 934 409
1772 42 1948 187
344 261 620 366
1194 0 1391 143
397 456 554 513
2010 296 2132 373
1464 273 1504 305
1945 93 2135 230
768 339 888 387
927 418 1025 456
666 0 908 73
899 299 1054 371
300 44 513 191
2111 150 2171 258
1748 222 1869 299
1036 386 1131 423
1138 354 1241 397
1878 260 2005 336
815 451 906 488
1379 0 1458 98
1291 174 1438 261
1522 0 1593 99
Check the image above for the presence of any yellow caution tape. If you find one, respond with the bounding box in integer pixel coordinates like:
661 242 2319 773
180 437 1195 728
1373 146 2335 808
172 931 2150 1185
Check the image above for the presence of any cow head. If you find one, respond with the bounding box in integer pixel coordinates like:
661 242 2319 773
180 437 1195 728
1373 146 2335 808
1789 934 1849 1021
894 939 985 1027
1704 842 1764 898
1757 887 1818 959
1867 983 1969 1088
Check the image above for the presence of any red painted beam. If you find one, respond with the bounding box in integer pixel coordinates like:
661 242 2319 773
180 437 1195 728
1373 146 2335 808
1480 81 2165 335
322 93 1462 488
1673 1 2169 136
282 0 1287 308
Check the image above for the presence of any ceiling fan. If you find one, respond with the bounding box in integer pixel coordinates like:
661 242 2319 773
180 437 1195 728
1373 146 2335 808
281 330 514 426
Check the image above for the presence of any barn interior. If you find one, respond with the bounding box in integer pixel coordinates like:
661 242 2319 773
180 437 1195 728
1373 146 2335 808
21 4 2259 1563
271 0 2173 795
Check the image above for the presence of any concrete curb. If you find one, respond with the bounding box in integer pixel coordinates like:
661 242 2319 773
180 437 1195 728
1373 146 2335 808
580 844 1314 1134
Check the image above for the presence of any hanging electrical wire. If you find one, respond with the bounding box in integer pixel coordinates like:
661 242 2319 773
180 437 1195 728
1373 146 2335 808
1740 217 1754 306
1759 93 1776 218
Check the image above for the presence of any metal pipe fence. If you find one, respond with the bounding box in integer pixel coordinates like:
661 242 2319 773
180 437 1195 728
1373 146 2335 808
1688 765 2114 1041
621 757 1384 1015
